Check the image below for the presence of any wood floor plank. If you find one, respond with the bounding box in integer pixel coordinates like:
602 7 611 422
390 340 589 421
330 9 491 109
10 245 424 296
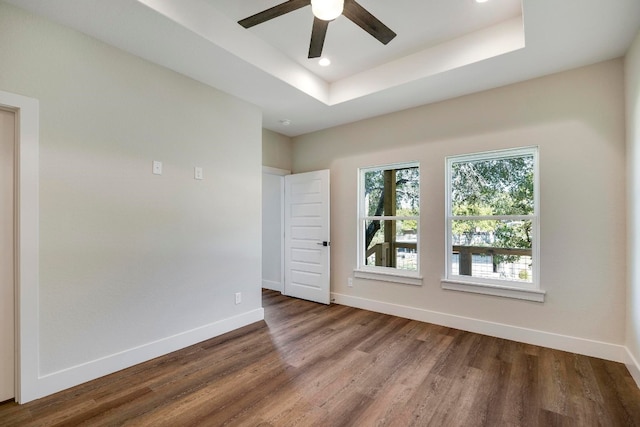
356 331 453 414
501 352 540 425
1 289 640 426
539 346 571 417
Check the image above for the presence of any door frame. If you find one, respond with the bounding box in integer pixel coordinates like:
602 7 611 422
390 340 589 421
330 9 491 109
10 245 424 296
0 90 39 404
0 106 17 402
262 166 289 293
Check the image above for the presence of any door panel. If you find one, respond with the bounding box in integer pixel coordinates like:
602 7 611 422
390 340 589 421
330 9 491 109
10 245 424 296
0 108 15 401
284 170 330 304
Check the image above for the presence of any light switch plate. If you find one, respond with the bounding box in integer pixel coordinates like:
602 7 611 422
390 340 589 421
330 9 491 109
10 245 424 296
152 160 162 175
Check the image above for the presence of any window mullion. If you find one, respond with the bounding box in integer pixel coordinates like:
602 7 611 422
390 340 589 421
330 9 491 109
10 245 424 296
364 216 419 221
449 215 534 221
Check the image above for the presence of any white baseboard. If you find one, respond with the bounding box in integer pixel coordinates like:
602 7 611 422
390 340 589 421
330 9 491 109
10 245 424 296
23 308 264 403
22 295 640 402
332 292 626 364
624 347 640 387
262 279 283 292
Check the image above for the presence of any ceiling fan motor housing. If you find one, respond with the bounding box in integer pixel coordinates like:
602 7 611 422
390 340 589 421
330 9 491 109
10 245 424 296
311 0 344 21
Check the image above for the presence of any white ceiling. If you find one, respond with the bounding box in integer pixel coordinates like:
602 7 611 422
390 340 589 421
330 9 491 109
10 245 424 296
4 0 640 137
208 0 523 82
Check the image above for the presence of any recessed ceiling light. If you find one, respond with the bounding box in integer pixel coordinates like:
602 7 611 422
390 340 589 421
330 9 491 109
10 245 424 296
279 119 291 126
476 0 489 3
319 58 331 67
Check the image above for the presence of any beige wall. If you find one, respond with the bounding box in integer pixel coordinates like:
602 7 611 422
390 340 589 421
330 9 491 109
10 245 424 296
627 29 640 373
293 59 626 345
0 0 262 384
263 129 292 170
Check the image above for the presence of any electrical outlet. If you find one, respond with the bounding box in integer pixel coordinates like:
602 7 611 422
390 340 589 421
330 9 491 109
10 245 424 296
194 166 203 180
235 292 242 305
347 277 353 287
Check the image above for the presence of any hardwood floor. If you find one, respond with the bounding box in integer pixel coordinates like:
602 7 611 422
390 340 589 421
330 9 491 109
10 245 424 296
2 289 640 426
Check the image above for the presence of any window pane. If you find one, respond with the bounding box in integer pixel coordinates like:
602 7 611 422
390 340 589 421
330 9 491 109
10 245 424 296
364 166 419 217
451 219 533 282
396 219 418 271
451 155 534 216
364 169 384 216
364 220 418 271
395 167 420 215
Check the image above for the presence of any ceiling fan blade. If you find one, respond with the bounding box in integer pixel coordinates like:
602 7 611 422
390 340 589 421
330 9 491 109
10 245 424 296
343 0 396 45
308 18 329 58
238 0 310 29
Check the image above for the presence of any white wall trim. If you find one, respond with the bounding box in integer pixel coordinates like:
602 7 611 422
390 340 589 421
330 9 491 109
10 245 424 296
332 292 626 363
354 269 423 286
0 90 39 404
624 347 640 388
262 166 290 176
441 279 546 302
26 308 264 403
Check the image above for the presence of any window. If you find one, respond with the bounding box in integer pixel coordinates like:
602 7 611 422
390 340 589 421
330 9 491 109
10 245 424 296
443 147 544 302
356 162 421 285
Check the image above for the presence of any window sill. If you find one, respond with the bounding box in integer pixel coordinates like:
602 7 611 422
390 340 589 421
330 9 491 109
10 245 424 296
354 269 423 286
441 279 545 302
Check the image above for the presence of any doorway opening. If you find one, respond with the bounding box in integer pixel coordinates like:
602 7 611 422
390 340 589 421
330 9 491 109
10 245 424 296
0 90 39 404
0 107 15 402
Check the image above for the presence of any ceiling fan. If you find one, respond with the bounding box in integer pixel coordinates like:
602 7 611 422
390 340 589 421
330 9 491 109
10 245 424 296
238 0 397 59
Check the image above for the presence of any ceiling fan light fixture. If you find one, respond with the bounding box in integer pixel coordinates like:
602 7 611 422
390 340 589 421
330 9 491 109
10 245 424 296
311 0 344 21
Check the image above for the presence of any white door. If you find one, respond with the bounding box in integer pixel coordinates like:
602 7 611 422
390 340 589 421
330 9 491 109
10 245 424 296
0 108 15 401
284 170 330 304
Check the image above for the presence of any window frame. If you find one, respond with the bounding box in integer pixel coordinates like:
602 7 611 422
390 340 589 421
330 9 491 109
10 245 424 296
442 147 544 302
355 161 422 286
